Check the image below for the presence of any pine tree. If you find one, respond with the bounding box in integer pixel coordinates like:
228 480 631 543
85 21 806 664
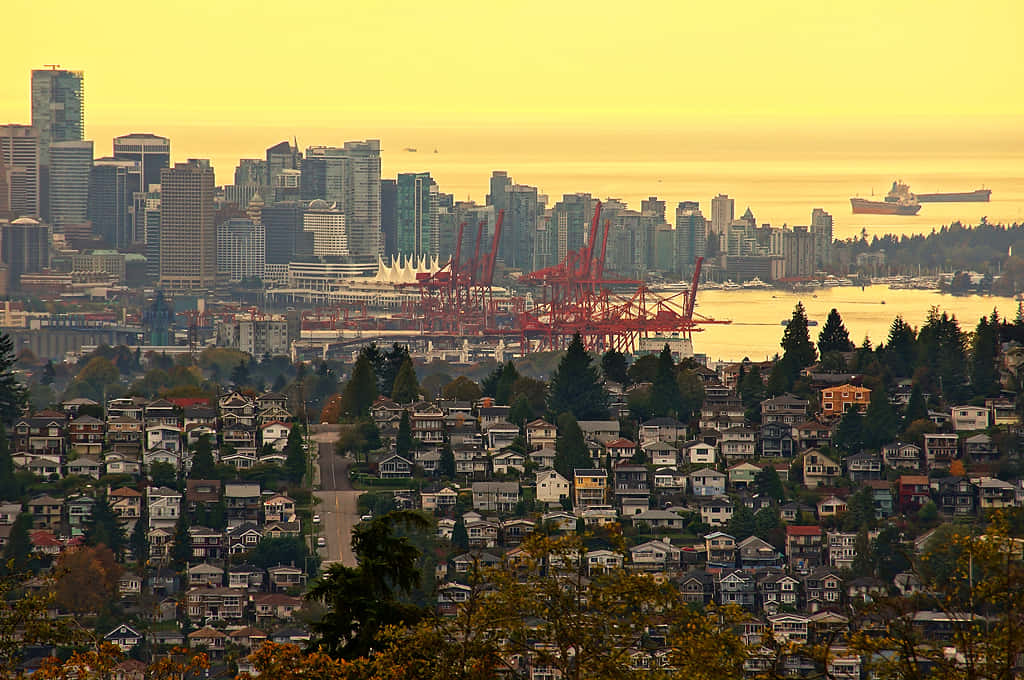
3 511 33 573
726 503 756 541
0 425 18 501
231 360 251 388
835 405 865 454
285 424 306 484
508 394 533 428
396 411 413 458
817 308 854 355
380 344 411 398
390 358 420 404
84 493 127 560
131 500 150 564
738 365 766 409
359 343 388 394
863 387 899 450
781 302 817 371
883 315 917 377
850 528 874 578
451 518 469 550
439 442 455 478
0 332 26 425
341 355 379 419
554 413 591 480
171 513 192 569
651 345 683 418
190 434 216 479
547 333 609 421
970 314 999 397
601 349 629 385
494 362 520 405
755 465 786 502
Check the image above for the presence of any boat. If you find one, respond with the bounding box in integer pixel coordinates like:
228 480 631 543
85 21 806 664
780 319 819 326
741 277 770 289
404 147 417 152
851 196 921 215
916 188 991 203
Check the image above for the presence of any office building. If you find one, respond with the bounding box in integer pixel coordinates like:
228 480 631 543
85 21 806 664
265 141 300 190
507 185 544 271
303 201 348 258
381 179 398 258
31 68 85 221
337 140 382 258
49 140 94 232
710 194 734 247
0 124 40 219
159 160 216 290
675 202 706 277
113 133 170 190
217 218 266 282
551 193 592 264
488 171 512 216
397 172 437 257
133 185 161 281
302 146 346 203
261 201 304 264
89 157 141 248
272 168 302 202
811 208 833 269
1 217 50 288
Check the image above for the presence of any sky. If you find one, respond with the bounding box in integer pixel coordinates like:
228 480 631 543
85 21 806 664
1 0 1022 130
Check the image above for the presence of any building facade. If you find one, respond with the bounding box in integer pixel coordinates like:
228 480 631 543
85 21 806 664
217 218 266 282
396 172 437 257
89 157 141 247
675 201 706 276
48 140 93 232
113 133 170 191
0 125 39 219
158 160 216 290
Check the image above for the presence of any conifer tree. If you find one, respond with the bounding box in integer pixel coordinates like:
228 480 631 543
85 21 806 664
341 355 378 418
0 332 25 425
451 518 469 550
390 358 420 404
883 315 917 377
970 313 999 397
817 308 854 355
3 511 33 573
904 383 928 424
651 345 683 418
554 413 591 480
781 302 817 371
547 333 609 421
396 411 413 458
84 493 127 560
189 434 215 479
131 501 149 565
601 349 629 385
380 344 411 398
285 423 306 484
171 512 192 569
0 425 18 501
835 405 865 453
863 386 899 450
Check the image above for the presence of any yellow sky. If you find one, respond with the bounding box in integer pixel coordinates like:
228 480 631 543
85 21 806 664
1 0 1021 129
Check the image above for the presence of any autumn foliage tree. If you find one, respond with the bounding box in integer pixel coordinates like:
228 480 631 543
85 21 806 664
54 544 122 615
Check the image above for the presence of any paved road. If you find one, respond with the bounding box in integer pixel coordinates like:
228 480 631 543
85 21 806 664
317 440 363 567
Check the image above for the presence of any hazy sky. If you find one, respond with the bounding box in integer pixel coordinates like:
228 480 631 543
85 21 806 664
1 0 1021 129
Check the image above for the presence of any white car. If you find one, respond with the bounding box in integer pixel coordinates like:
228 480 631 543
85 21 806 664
360 514 373 522
317 536 326 548
312 514 321 524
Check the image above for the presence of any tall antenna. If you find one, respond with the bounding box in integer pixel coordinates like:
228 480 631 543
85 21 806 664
44 64 61 70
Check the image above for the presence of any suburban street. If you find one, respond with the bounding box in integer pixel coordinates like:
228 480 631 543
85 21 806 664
316 437 363 568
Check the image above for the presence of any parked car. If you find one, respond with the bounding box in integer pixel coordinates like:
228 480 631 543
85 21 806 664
317 536 327 548
313 514 321 524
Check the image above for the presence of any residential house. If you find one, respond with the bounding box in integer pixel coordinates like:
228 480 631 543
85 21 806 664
817 496 847 519
975 477 1018 510
689 468 727 497
785 525 823 574
769 614 811 644
865 479 895 518
573 468 608 508
477 406 511 430
188 627 227 657
758 571 800 613
259 421 292 451
464 519 500 548
728 462 761 490
221 423 257 455
717 569 757 609
653 467 687 491
67 455 102 479
501 518 535 545
720 426 756 461
219 392 256 426
471 482 520 513
685 441 717 466
705 531 737 566
529 446 556 470
263 494 296 523
737 536 784 571
224 482 261 523
845 451 883 481
631 509 684 529
189 526 225 560
143 399 179 427
253 593 303 621
820 383 870 419
794 420 832 450
987 398 1020 426
802 449 840 488
147 486 182 529
106 417 143 452
147 528 174 562
826 532 858 570
412 404 445 447
183 405 217 430
104 452 141 477
882 442 924 476
963 433 997 462
185 479 222 516
60 397 99 417
66 495 96 534
107 397 146 421
104 624 144 653
27 495 63 530
228 564 264 590
760 394 809 425
188 562 225 588
936 477 976 516
145 424 183 455
699 497 734 527
644 440 679 467
68 415 104 454
536 469 571 506
613 463 649 507
923 433 959 471
586 549 625 575
897 475 932 511
378 454 413 479
951 405 990 431
525 419 557 450
13 411 67 456
256 391 289 413
18 452 62 479
227 523 263 555
421 487 459 513
678 570 715 604
803 566 843 612
758 421 795 458
638 417 686 446
267 564 305 591
484 422 519 451
629 539 682 571
187 586 245 621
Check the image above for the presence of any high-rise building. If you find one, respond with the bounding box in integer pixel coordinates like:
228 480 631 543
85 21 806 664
0 124 40 219
261 201 304 264
89 157 142 248
265 141 300 189
1 216 50 288
488 171 511 215
133 185 161 280
641 196 666 221
302 146 346 203
337 140 382 259
113 133 170 190
506 184 543 271
710 193 734 247
32 68 85 222
396 172 437 257
217 218 266 282
303 201 348 257
551 193 592 264
674 202 706 277
380 179 398 258
48 140 93 232
783 225 815 279
234 158 265 186
159 159 216 290
811 208 833 269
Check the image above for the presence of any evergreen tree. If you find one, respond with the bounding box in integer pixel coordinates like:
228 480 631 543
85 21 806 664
439 443 455 478
970 314 999 397
390 358 420 404
781 302 818 371
341 355 379 419
494 361 520 405
190 434 215 479
738 365 766 409
2 511 33 573
0 425 18 501
850 528 874 578
917 307 968 402
726 503 756 541
41 360 55 386
396 411 413 458
843 486 877 532
0 332 25 425
358 343 388 394
677 367 706 424
284 423 306 484
651 345 683 418
817 308 854 355
883 315 918 378
554 413 591 480
131 501 149 564
601 349 629 385
754 505 782 538
835 405 865 453
84 493 127 559
508 394 533 428
441 376 482 402
755 465 786 502
231 360 251 388
171 513 192 569
863 387 899 450
547 333 609 421
451 518 469 550
904 383 928 425
380 344 411 398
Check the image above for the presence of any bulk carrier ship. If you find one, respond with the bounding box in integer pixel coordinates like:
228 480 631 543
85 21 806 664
884 180 991 203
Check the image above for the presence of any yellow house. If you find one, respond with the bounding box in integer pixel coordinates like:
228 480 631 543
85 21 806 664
573 468 607 509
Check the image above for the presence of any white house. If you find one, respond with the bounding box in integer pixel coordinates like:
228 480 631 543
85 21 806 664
536 469 571 506
951 405 989 431
686 441 717 466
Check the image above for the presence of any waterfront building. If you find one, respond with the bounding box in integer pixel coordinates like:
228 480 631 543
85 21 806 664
302 201 348 258
675 202 706 277
217 218 266 282
89 157 141 248
159 160 216 291
49 140 93 232
113 133 170 191
0 124 39 218
261 201 305 264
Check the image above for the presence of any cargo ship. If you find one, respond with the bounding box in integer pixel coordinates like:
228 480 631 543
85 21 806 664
885 180 990 203
850 196 921 215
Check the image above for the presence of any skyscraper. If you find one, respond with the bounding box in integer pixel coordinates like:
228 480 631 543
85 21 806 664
380 179 398 258
710 193 734 246
396 172 437 257
302 146 346 203
811 208 833 269
159 160 216 290
89 157 142 248
506 184 543 270
783 226 815 278
217 218 266 282
303 201 348 258
113 133 170 190
338 140 382 259
674 201 706 277
1 216 50 288
261 201 304 265
551 193 592 264
265 141 300 190
133 185 161 281
31 68 85 221
488 171 511 215
48 140 93 231
0 124 39 219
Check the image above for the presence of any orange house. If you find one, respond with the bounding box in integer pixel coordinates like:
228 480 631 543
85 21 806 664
820 383 871 418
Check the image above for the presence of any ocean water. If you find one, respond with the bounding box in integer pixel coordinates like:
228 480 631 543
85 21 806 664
90 119 1024 241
